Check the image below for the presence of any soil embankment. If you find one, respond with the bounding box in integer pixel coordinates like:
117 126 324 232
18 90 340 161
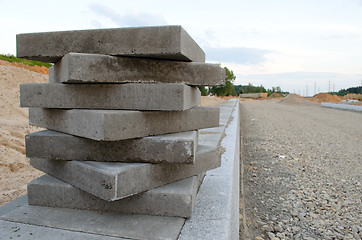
0 64 47 205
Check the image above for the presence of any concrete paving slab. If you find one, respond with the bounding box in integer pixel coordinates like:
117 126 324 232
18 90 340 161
0 220 127 240
49 52 224 86
17 25 205 62
29 145 220 201
0 199 184 240
26 130 198 164
20 83 200 111
28 173 204 218
29 106 219 141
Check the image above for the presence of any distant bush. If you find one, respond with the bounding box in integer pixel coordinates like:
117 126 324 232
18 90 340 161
0 54 52 68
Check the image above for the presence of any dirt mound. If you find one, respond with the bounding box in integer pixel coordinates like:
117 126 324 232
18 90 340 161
342 93 362 101
0 64 47 205
200 96 226 106
310 93 341 103
0 60 49 74
279 94 315 105
269 92 282 98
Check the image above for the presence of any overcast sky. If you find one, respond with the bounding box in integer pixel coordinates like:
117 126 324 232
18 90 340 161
1 0 362 95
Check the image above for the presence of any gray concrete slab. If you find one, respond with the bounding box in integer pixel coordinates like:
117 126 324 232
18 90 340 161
26 130 198 164
29 145 220 201
29 106 219 141
0 199 184 240
0 220 127 240
20 83 200 111
49 53 224 86
17 25 205 62
28 173 204 218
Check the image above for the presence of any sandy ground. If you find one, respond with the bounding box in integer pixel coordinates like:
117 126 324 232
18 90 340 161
0 63 225 206
239 96 361 239
0 64 47 206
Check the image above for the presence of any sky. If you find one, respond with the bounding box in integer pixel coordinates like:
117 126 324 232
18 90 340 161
1 0 362 95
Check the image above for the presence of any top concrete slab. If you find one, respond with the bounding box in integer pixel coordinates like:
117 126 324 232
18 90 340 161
49 53 225 86
17 26 205 63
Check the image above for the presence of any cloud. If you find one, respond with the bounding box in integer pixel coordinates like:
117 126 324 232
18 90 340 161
204 46 274 65
89 3 167 27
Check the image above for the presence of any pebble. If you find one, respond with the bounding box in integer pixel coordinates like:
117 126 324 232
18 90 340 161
267 232 275 239
9 163 19 172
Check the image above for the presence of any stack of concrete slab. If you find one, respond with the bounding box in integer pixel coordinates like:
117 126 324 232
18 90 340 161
16 25 226 225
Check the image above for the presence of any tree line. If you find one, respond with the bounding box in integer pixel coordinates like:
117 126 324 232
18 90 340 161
329 86 362 96
199 67 288 97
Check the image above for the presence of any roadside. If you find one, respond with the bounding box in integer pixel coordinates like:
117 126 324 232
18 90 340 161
239 98 361 239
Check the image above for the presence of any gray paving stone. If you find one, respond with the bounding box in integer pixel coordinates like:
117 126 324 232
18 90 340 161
0 220 126 240
26 130 198 164
28 173 204 218
29 145 220 201
16 25 205 62
0 199 184 240
29 107 219 141
20 83 200 111
49 53 224 86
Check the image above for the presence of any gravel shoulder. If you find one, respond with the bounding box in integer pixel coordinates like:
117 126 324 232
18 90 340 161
239 98 361 240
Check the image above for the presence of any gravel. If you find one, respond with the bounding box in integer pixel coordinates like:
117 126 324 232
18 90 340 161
239 99 362 240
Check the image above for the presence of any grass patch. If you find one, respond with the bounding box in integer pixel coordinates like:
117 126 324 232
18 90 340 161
0 54 52 68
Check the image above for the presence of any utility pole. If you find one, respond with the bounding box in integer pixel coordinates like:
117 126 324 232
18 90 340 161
314 81 316 95
306 84 308 97
333 84 335 93
328 80 331 93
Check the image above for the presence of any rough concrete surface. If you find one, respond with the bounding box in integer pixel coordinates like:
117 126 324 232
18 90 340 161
29 145 220 201
0 197 185 240
17 25 205 62
28 173 204 218
0 221 128 240
240 99 362 239
26 130 198 164
179 99 240 240
29 106 219 141
20 83 200 111
49 52 225 86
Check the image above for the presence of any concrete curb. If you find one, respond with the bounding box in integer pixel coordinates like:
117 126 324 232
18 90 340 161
321 102 362 112
179 99 240 240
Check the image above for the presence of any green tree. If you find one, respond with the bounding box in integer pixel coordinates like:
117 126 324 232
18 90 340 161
198 86 208 96
210 67 236 96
